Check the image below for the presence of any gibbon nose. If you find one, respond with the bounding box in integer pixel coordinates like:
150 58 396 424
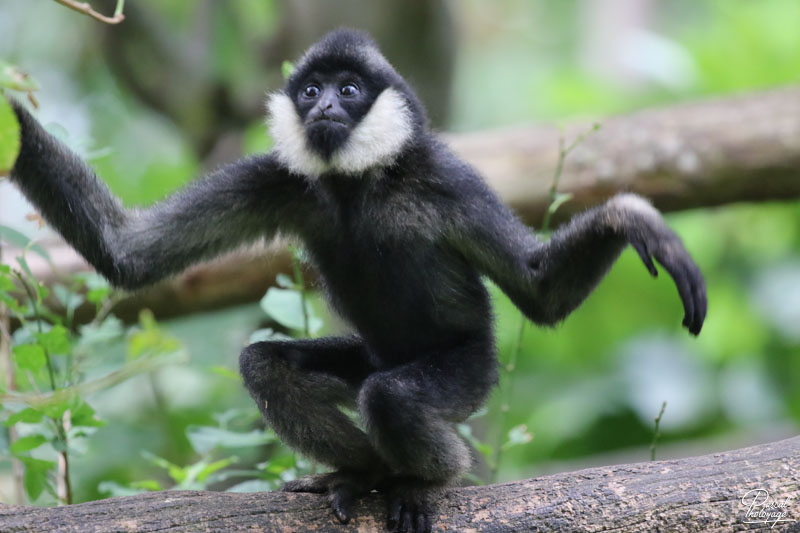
319 96 335 112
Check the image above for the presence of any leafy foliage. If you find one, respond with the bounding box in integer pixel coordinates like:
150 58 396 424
0 225 187 504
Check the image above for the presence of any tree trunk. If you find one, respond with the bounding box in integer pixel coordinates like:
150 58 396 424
1 436 798 532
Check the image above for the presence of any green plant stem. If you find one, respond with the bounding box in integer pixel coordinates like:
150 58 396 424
490 124 600 482
540 126 597 233
650 401 667 461
489 318 525 483
57 412 73 505
13 270 72 504
13 272 57 391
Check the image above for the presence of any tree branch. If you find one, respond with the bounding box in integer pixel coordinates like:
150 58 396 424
52 0 125 24
444 85 800 224
0 436 797 531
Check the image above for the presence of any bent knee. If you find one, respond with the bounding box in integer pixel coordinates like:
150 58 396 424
238 341 287 390
357 374 411 424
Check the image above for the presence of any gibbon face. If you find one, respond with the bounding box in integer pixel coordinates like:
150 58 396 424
267 30 417 177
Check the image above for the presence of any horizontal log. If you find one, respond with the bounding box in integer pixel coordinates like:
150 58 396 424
450 85 800 224
1 436 798 532
7 86 800 320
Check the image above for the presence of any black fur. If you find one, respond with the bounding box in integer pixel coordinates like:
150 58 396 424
8 28 706 532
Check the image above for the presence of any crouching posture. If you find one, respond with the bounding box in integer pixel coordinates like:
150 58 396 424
8 29 705 533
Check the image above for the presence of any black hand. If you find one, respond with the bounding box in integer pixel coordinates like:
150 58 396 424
632 233 707 336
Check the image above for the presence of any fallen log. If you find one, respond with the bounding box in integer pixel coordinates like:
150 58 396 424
1 435 798 532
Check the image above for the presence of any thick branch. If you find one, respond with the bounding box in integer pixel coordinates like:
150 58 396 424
445 85 800 224
1 436 798 532
10 87 800 320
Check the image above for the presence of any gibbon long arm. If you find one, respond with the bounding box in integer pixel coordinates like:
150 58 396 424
9 100 305 290
448 169 706 335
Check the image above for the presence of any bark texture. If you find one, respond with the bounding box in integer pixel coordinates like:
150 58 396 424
1 436 798 532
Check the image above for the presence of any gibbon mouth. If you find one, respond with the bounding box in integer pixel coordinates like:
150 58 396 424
308 116 348 126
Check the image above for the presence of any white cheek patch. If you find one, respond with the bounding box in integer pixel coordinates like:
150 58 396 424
266 88 413 178
266 93 328 177
331 88 413 174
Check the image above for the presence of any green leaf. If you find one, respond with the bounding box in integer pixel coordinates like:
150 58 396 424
98 480 149 498
259 288 322 334
0 273 16 292
275 273 294 289
16 255 35 282
259 452 298 475
0 95 20 174
546 192 574 218
20 456 54 501
11 434 47 454
76 272 111 291
4 407 44 426
69 401 105 428
36 325 71 355
0 61 39 92
0 225 50 260
127 310 181 359
0 292 27 315
51 437 67 453
12 344 46 371
33 280 49 302
209 365 242 382
78 315 124 347
141 450 186 483
37 390 81 420
501 424 533 451
52 284 85 315
76 273 111 304
186 425 275 454
86 287 110 304
131 479 163 491
196 456 238 482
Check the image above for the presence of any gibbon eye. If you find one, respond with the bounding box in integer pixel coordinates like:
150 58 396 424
340 84 359 97
303 85 320 98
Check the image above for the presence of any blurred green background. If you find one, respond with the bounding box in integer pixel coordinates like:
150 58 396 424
0 0 798 503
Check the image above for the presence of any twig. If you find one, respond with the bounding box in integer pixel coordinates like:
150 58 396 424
52 0 125 24
650 401 667 461
489 315 525 483
57 411 73 505
540 123 600 233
